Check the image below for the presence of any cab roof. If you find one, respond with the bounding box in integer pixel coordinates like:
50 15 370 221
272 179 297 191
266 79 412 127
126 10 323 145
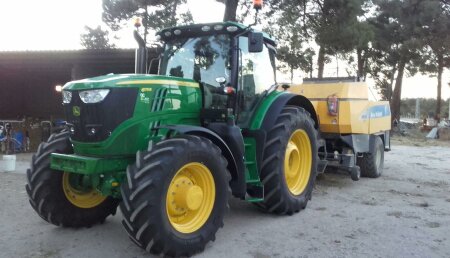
157 21 276 46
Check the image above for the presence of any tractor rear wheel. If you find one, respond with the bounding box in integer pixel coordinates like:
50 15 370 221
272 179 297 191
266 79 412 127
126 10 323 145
120 135 230 257
26 131 119 227
258 106 318 214
357 136 384 178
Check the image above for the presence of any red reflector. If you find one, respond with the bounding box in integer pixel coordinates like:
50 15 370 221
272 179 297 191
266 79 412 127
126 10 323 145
327 95 338 116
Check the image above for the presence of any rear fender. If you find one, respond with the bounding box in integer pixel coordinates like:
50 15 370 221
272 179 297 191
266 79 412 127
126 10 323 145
247 93 320 172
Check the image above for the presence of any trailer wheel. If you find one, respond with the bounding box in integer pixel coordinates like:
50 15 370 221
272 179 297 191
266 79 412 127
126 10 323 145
357 136 384 178
25 131 119 227
258 106 318 214
120 135 230 257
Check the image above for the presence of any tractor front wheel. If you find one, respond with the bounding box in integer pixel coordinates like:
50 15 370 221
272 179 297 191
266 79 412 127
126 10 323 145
25 131 119 227
120 135 230 257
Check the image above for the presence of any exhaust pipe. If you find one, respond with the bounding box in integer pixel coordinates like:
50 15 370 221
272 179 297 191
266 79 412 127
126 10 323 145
134 30 147 74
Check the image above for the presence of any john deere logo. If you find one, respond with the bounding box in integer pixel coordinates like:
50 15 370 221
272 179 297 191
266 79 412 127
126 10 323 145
72 106 81 117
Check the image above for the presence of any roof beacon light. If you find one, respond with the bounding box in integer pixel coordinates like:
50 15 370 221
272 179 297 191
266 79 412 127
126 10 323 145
201 25 211 32
214 24 224 31
253 0 263 10
134 17 142 28
174 29 181 35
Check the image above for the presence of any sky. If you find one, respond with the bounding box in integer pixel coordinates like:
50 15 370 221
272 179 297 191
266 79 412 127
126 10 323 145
0 0 448 100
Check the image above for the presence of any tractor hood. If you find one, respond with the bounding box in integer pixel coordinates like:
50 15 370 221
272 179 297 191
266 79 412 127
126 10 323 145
63 74 199 90
61 73 202 156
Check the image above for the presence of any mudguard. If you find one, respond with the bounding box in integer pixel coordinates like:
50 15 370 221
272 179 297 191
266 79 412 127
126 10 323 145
157 124 247 199
246 93 319 173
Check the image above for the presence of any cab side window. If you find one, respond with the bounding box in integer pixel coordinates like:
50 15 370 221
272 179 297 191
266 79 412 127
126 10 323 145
238 37 276 125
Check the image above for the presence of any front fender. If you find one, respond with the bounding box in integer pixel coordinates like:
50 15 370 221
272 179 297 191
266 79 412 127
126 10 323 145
157 124 246 199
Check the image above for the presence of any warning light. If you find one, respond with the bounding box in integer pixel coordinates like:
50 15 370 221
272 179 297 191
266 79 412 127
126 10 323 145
253 0 263 10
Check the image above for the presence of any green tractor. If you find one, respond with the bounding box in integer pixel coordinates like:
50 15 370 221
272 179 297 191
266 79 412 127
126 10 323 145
26 21 321 256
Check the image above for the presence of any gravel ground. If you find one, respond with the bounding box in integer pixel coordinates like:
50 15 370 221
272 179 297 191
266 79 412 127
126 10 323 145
0 144 449 258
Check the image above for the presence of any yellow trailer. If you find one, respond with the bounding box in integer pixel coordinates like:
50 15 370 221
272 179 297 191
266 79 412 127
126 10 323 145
289 77 391 180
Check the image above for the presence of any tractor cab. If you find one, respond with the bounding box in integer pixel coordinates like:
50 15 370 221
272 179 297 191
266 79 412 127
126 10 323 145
154 22 277 127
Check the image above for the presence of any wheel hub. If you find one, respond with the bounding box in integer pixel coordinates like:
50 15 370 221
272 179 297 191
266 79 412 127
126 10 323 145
285 142 301 178
283 129 312 195
166 162 215 234
168 176 204 213
62 172 106 209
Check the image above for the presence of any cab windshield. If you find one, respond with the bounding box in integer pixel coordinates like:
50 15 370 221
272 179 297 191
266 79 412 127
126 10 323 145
159 35 231 88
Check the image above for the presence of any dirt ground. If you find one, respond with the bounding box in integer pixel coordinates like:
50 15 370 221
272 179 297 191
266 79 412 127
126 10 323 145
1 140 449 258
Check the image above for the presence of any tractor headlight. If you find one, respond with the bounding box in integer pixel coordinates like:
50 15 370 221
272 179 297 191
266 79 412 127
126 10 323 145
79 89 110 104
62 91 72 104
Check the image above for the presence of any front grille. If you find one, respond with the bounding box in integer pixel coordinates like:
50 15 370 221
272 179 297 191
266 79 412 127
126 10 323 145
148 88 168 137
64 88 138 142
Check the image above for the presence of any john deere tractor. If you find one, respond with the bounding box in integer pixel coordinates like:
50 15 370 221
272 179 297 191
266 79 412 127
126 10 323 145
26 18 390 257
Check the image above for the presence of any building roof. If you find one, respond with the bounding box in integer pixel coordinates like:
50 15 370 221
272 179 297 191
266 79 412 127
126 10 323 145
0 49 142 68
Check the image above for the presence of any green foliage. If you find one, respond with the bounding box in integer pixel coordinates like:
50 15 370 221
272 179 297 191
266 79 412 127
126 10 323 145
102 0 193 44
367 0 426 105
268 0 374 78
80 26 115 49
400 98 450 118
315 0 369 53
264 1 317 80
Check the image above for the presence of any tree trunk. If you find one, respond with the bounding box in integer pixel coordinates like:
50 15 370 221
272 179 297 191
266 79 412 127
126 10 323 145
143 6 149 45
391 59 406 123
388 65 397 103
317 46 325 78
357 48 364 81
223 0 239 22
436 53 443 122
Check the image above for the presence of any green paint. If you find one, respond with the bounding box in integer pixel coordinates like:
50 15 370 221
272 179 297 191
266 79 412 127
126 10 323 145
51 153 133 174
99 172 125 198
243 137 260 184
249 91 285 130
243 137 264 202
62 74 202 157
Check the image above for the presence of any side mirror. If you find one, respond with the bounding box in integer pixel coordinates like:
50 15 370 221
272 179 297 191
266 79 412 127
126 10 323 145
248 32 264 53
215 77 227 86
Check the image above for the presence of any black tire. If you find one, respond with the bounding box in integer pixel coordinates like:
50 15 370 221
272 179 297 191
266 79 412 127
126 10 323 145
357 136 384 178
120 135 230 257
25 131 119 227
257 106 318 214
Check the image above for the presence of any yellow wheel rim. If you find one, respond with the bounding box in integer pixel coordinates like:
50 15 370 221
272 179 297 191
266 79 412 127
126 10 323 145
166 162 215 234
284 129 312 195
62 172 107 209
